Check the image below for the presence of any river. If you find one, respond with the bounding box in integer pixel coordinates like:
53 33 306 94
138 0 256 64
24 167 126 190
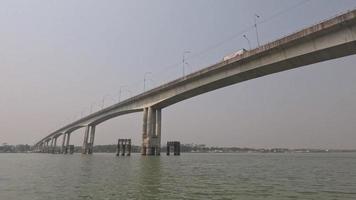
0 153 355 199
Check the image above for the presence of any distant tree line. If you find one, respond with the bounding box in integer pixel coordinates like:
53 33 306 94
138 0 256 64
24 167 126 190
1 143 355 153
0 143 31 153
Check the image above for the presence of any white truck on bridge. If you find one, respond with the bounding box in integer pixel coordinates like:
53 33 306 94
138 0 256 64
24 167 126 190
223 48 247 61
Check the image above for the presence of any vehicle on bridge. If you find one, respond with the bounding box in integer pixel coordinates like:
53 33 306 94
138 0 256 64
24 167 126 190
223 48 247 61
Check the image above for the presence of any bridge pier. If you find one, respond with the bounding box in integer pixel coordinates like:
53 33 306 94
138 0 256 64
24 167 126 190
88 126 96 154
141 108 148 155
82 126 90 154
49 138 53 153
40 142 44 153
82 125 96 154
65 132 71 154
52 137 57 154
142 107 161 156
61 133 66 154
167 141 180 156
40 142 43 153
117 139 131 156
45 139 50 153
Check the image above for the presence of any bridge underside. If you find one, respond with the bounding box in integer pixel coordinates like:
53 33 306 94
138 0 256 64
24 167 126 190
155 41 356 108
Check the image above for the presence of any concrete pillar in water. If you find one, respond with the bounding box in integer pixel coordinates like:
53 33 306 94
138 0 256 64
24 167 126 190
155 109 162 155
53 137 57 154
127 139 131 156
47 140 50 153
49 138 54 153
43 141 47 153
141 107 162 156
146 107 154 155
174 142 181 156
43 142 46 153
82 126 90 154
141 108 148 155
151 109 156 139
49 139 53 153
65 133 71 154
61 133 67 154
121 139 126 156
44 142 46 153
41 142 44 153
116 139 121 156
88 126 96 154
117 139 131 156
166 145 170 156
167 141 181 156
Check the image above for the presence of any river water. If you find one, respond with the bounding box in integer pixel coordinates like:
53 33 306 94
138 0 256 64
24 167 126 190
0 153 355 200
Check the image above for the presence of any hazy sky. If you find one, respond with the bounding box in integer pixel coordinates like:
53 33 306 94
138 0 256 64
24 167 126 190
1 0 356 149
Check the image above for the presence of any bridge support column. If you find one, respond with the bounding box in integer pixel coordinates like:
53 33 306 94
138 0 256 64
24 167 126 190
117 139 131 156
65 133 71 154
155 109 162 155
88 126 96 154
51 138 55 153
141 108 148 155
45 140 48 153
167 141 180 156
82 126 90 154
61 133 66 154
142 107 161 156
43 142 46 153
127 139 131 156
146 107 154 155
47 140 51 153
52 137 57 154
49 139 53 153
40 143 44 153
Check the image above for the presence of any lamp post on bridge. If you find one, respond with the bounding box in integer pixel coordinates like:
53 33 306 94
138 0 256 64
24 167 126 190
182 50 191 77
254 14 261 47
243 34 252 50
143 72 152 92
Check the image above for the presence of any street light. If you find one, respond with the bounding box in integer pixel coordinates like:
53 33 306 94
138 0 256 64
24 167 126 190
243 34 252 50
254 14 260 47
143 72 152 92
182 50 191 77
118 85 125 103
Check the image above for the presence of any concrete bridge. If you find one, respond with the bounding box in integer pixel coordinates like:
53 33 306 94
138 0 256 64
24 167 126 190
34 10 356 155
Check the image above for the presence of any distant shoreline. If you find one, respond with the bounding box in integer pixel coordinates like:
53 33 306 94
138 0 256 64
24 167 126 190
1 143 356 153
55 151 356 153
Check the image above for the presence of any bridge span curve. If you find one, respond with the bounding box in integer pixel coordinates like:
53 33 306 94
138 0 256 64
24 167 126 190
35 10 356 155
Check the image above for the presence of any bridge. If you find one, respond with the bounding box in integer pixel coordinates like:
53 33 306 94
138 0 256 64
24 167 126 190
34 10 356 155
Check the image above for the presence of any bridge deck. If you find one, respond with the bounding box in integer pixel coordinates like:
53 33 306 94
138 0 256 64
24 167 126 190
35 9 356 147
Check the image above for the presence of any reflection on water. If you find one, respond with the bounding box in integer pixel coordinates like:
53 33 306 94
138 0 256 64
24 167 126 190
0 153 356 200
